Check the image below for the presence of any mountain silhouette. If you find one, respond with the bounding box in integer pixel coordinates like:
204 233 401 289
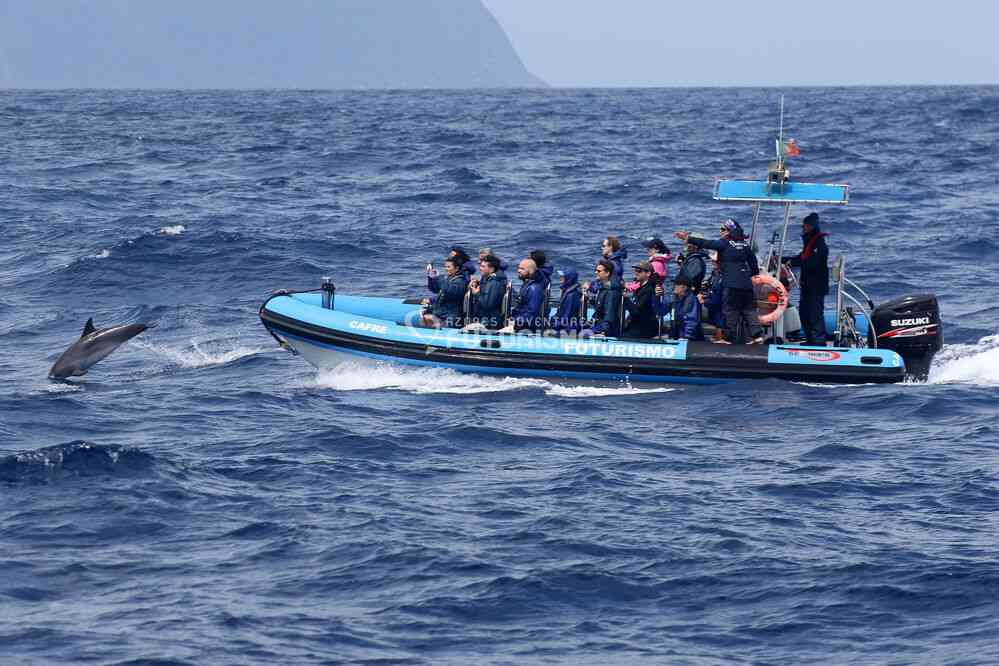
0 0 545 89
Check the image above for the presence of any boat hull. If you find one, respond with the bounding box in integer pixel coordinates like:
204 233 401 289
260 293 907 385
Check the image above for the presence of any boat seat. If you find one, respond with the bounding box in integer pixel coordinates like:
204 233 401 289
538 285 552 331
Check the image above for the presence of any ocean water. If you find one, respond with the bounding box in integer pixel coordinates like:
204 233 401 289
2 87 998 665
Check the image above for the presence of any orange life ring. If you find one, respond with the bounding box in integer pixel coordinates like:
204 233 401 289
752 273 789 325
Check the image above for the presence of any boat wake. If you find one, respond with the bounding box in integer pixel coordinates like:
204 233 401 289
133 338 267 369
928 334 999 386
313 361 677 397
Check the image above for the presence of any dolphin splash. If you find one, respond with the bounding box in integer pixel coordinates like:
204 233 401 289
49 318 155 379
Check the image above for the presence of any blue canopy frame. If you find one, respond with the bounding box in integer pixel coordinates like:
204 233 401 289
713 179 849 205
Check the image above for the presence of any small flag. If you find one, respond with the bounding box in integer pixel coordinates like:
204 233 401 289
783 138 801 157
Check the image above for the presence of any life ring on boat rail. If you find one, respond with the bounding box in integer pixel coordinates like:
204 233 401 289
752 273 789 325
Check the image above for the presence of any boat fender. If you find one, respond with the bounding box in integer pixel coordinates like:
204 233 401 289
752 273 788 325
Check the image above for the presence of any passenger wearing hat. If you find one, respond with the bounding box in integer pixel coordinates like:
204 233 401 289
676 219 763 344
668 276 704 341
677 238 709 293
621 260 661 339
781 212 830 345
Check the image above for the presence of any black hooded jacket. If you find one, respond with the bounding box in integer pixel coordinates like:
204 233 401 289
785 230 830 295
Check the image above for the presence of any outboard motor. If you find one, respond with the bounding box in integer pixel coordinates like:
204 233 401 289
871 294 943 380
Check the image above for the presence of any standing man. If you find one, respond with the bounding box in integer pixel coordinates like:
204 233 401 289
782 212 830 346
676 219 762 344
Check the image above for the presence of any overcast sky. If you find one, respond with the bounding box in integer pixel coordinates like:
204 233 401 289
482 0 998 87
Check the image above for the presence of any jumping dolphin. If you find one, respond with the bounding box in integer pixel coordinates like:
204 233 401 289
49 318 155 379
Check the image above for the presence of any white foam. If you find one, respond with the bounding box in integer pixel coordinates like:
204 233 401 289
157 225 186 236
313 361 676 397
133 338 266 369
927 334 999 386
91 249 111 259
40 382 84 393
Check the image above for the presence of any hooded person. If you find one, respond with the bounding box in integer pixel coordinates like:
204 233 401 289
549 269 583 334
676 219 762 344
781 212 830 345
669 276 704 341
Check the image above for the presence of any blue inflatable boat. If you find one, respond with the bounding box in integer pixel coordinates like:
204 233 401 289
260 101 943 385
260 292 912 385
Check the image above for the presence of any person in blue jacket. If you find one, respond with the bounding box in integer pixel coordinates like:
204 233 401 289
587 259 622 337
699 253 726 340
676 219 762 344
781 212 830 345
469 254 508 329
669 276 704 341
510 258 545 332
586 236 627 296
423 258 468 328
549 269 582 334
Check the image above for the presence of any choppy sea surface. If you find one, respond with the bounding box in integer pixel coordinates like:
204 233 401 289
2 88 998 665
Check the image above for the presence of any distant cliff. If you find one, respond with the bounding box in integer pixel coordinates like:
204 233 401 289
0 0 545 89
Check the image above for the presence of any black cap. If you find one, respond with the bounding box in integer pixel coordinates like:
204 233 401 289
803 212 820 228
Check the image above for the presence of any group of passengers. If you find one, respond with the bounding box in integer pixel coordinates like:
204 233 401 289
421 213 828 345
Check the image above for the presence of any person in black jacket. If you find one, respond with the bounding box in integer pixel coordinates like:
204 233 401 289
782 212 830 345
622 261 660 339
676 219 762 344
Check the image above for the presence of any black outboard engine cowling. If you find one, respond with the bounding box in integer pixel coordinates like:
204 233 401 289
871 294 943 380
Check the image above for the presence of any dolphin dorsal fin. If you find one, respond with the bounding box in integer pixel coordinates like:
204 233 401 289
81 318 96 338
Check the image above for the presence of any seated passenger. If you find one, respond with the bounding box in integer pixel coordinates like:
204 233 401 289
549 269 583 334
509 259 545 332
699 252 726 341
469 254 508 329
587 259 622 337
530 249 554 289
423 258 468 328
449 245 477 279
479 247 508 279
621 260 661 339
669 276 704 341
586 236 627 295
